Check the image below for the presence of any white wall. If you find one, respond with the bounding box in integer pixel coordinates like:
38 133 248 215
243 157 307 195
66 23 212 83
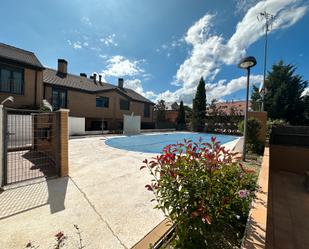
123 114 141 135
69 116 85 136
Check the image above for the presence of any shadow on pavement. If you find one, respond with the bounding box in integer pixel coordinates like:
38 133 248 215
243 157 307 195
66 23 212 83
0 177 68 220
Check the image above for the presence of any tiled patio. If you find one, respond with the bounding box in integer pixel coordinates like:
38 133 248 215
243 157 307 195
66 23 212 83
266 170 309 249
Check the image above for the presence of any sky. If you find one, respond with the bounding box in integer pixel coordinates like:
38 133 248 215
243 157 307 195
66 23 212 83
1 0 308 105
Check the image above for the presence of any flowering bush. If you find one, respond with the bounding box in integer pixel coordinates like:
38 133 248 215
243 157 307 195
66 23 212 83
141 137 257 248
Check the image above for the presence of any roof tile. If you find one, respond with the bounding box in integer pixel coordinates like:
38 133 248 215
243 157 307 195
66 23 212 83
0 43 44 69
43 68 154 104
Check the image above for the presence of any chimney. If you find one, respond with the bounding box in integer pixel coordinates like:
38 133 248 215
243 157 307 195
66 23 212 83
80 73 87 77
99 75 102 83
57 59 68 76
118 78 124 88
93 73 97 83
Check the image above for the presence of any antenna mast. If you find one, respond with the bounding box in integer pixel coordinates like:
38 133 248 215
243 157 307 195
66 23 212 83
258 11 274 111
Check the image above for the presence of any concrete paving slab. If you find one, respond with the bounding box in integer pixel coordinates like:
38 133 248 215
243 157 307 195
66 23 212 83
68 136 165 248
0 134 239 249
0 177 123 249
0 136 165 249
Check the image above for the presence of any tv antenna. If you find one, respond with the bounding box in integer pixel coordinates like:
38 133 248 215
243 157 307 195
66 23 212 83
257 11 274 111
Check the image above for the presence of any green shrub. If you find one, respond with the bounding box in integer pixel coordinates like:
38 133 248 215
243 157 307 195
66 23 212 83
238 117 264 155
266 119 288 141
141 138 257 248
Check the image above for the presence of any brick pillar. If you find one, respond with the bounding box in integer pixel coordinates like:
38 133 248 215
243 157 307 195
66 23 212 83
57 109 69 177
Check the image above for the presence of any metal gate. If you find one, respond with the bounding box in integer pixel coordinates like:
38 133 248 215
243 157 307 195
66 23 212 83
3 108 58 185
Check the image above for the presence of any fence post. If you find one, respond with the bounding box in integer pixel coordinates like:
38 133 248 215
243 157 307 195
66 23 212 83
56 109 69 177
0 105 3 187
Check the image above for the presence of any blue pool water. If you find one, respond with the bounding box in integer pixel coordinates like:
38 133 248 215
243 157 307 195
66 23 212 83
105 132 239 154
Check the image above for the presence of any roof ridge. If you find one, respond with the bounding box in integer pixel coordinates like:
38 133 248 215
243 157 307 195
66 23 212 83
0 42 35 55
45 67 117 88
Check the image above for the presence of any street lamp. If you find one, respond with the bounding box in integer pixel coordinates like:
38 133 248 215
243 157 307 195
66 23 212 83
238 56 257 161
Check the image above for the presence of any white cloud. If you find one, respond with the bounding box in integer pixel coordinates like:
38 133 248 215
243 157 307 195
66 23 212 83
234 0 261 14
206 75 263 100
156 37 184 56
99 56 156 100
155 75 263 104
142 73 152 81
67 40 83 49
101 55 144 78
157 0 308 105
100 34 118 47
99 54 108 59
81 16 92 27
302 87 309 97
73 42 82 49
124 79 157 100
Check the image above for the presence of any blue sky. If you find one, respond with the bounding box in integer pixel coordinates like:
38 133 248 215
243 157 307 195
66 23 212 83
1 0 308 104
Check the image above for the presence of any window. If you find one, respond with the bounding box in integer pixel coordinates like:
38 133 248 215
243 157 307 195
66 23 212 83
52 88 67 110
144 103 150 117
89 121 108 131
96 96 109 108
0 65 23 94
120 99 130 110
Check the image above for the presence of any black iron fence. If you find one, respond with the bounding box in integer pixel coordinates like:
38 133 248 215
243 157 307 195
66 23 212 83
3 108 58 185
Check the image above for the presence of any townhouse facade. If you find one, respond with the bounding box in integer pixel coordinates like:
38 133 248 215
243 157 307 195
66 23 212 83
0 43 155 131
0 43 44 109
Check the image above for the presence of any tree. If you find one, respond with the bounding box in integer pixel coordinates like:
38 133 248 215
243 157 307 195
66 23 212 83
238 117 264 155
192 77 206 131
264 60 308 124
177 101 186 130
251 84 262 111
303 94 309 125
154 99 167 122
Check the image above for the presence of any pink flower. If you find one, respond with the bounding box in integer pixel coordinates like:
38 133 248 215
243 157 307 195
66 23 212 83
238 189 248 198
202 214 211 224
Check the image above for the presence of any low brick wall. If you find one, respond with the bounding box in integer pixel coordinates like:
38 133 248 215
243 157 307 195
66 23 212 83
269 125 309 174
269 145 309 174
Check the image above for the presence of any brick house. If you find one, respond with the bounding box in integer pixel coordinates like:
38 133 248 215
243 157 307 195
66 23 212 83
209 100 250 115
0 43 154 131
0 43 44 109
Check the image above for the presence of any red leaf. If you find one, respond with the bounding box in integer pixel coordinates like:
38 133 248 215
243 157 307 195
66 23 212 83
140 165 146 170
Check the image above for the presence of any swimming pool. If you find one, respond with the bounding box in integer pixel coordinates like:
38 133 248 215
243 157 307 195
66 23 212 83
105 132 239 154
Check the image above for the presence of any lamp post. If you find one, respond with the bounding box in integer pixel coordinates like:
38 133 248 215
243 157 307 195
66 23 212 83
238 56 257 161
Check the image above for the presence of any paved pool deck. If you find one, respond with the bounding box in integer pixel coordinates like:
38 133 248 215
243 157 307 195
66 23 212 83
0 134 240 249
